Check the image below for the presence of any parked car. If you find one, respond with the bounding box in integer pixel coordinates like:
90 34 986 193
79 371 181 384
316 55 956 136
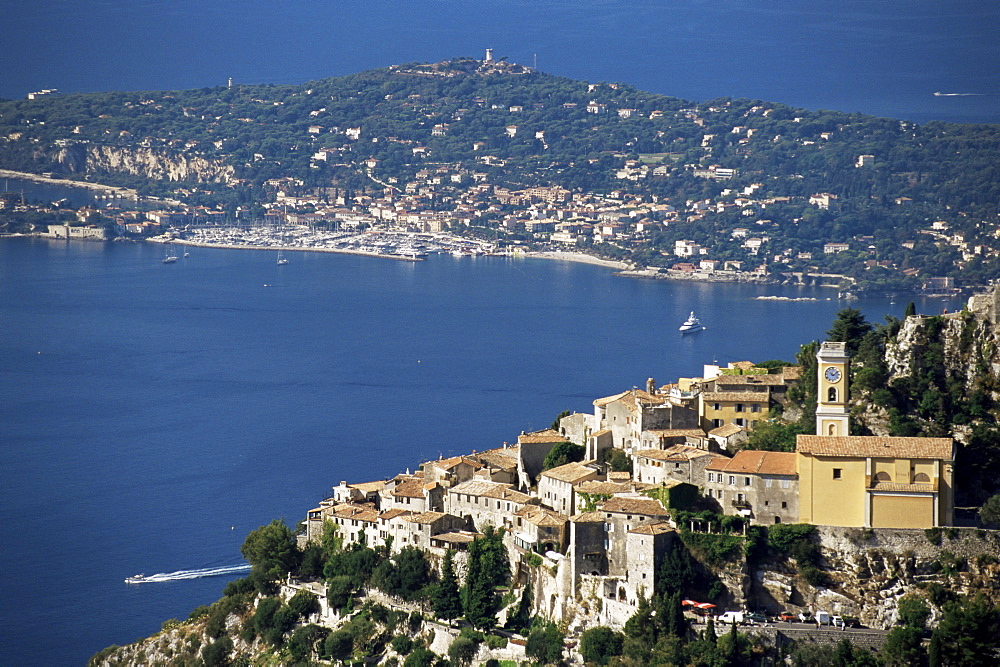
831 616 845 629
744 612 769 625
717 611 744 625
798 611 813 623
778 611 797 622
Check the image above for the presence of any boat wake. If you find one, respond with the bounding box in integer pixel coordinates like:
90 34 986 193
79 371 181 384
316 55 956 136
933 92 987 97
125 564 250 584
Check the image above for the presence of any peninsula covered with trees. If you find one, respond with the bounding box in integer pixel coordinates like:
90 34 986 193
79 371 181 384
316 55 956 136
3 56 1000 293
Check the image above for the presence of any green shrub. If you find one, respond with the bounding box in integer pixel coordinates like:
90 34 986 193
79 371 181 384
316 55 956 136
391 635 414 655
925 527 942 546
201 636 233 667
188 605 211 621
485 633 508 649
161 618 182 632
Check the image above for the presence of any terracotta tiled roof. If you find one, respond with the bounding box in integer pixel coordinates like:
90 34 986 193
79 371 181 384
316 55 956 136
594 391 631 407
781 366 803 380
575 480 632 495
644 428 707 439
392 479 426 498
378 508 411 521
517 506 569 527
426 455 483 471
449 479 532 503
796 436 954 460
706 450 797 476
703 391 770 403
729 361 757 370
714 374 788 386
599 496 669 516
518 429 567 444
432 531 480 544
635 445 715 462
591 428 612 437
608 471 632 482
629 521 675 536
475 449 518 469
407 511 450 525
570 511 606 523
709 424 746 438
350 480 388 494
869 481 937 493
542 461 600 484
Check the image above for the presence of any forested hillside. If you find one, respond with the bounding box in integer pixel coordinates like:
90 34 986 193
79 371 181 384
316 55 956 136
4 57 1000 286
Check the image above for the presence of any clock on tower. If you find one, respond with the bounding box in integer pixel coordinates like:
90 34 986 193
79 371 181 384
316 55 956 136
816 342 850 437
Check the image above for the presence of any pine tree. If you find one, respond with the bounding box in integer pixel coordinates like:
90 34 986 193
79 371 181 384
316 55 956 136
432 549 463 625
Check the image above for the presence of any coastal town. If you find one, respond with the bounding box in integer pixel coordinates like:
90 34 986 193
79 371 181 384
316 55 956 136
2 52 990 294
282 336 964 654
0 163 973 295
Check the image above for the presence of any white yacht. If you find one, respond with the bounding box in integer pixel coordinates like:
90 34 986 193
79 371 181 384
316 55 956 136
125 574 147 584
679 311 704 334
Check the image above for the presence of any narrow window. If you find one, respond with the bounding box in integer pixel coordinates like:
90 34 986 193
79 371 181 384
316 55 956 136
833 468 842 480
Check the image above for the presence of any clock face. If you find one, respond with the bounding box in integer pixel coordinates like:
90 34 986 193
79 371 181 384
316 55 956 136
825 366 842 383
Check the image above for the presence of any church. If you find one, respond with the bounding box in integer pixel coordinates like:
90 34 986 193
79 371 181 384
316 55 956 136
795 342 955 529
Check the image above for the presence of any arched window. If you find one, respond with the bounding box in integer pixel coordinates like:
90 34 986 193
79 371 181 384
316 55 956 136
913 472 930 483
828 387 838 402
828 423 837 436
874 471 892 482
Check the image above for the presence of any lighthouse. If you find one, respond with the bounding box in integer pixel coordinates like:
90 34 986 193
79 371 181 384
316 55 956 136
485 48 494 63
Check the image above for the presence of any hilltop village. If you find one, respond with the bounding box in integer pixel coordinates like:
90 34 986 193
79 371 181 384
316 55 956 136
295 340 958 636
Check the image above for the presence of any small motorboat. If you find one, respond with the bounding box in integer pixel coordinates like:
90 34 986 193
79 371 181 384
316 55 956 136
125 574 147 584
679 311 704 334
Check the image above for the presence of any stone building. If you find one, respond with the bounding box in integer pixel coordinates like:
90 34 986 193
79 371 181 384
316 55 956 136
598 496 671 577
633 444 718 487
704 450 799 524
538 460 601 515
446 479 536 533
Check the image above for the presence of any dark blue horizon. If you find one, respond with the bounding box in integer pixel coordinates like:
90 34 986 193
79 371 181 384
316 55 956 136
3 0 999 124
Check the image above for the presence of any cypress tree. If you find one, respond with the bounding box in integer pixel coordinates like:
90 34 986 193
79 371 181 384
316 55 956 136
432 549 462 625
928 630 942 667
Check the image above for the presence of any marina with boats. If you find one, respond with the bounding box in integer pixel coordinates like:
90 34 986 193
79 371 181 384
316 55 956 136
151 225 498 262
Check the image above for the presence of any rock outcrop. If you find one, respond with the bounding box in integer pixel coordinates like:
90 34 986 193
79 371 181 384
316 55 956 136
55 144 235 184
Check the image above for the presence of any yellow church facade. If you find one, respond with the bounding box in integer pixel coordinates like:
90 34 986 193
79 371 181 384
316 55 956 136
796 435 955 528
796 340 956 529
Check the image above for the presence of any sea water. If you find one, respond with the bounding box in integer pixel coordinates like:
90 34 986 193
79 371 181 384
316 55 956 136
0 237 957 663
2 0 997 124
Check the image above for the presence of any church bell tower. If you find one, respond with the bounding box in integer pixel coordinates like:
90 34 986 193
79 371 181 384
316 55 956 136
816 341 850 437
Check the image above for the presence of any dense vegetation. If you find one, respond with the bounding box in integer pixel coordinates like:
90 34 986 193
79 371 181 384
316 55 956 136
4 58 1000 286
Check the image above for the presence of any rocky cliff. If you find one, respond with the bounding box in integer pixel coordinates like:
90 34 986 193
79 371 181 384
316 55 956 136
753 526 1000 629
55 144 236 184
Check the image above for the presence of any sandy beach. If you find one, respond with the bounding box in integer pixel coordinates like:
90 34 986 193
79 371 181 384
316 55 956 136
525 250 632 270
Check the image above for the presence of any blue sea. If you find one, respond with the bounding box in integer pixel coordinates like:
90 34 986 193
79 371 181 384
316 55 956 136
2 1 999 124
0 235 961 664
0 1 996 663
